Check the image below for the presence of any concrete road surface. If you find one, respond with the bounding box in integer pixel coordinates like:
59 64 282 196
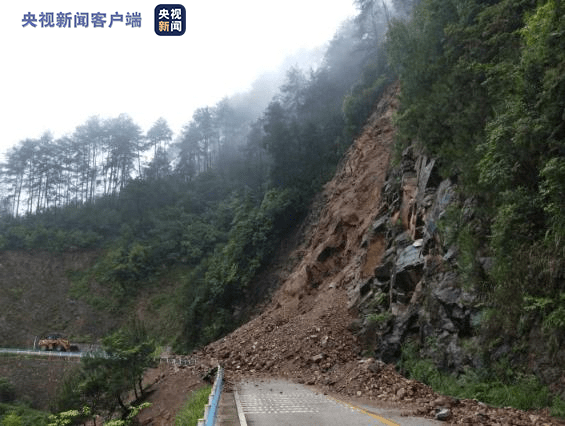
236 379 441 426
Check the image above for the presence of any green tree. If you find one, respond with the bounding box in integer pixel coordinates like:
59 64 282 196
73 116 107 203
146 117 172 156
145 118 173 180
103 114 143 195
47 407 92 426
175 121 201 180
102 320 157 400
70 322 156 420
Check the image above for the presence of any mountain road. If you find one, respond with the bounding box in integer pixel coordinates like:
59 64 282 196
236 379 441 426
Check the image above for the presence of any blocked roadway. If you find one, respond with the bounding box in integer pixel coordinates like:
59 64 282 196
235 379 441 426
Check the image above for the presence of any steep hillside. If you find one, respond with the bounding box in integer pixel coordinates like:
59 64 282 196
207 80 399 382
191 83 560 425
3 77 562 424
138 81 408 425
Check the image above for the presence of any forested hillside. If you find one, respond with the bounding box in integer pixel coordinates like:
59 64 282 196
0 1 393 352
1 0 565 421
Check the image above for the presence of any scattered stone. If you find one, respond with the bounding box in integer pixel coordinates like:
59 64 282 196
432 395 457 408
368 359 385 374
435 408 452 421
311 354 324 363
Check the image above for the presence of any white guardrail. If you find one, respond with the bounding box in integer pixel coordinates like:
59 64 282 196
0 349 200 364
159 356 198 367
0 348 85 358
198 365 224 426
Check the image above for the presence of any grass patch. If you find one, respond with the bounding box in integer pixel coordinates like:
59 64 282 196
398 342 565 416
174 385 212 426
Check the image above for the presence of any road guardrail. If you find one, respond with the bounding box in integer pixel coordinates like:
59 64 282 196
198 365 224 426
0 348 85 358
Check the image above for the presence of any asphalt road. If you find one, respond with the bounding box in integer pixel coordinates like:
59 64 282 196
236 379 441 426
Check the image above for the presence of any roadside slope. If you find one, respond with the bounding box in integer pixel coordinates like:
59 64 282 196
0 250 115 348
201 82 562 425
206 81 400 390
138 82 563 425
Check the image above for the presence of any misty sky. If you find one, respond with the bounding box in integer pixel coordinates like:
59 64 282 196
1 1 357 159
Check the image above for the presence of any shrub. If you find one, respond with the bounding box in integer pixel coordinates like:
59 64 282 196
1 413 22 426
398 342 556 412
0 379 15 403
174 386 212 426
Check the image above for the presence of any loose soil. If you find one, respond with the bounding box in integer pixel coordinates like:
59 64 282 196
135 363 208 426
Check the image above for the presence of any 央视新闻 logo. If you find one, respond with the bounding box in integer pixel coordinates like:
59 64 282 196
155 4 185 36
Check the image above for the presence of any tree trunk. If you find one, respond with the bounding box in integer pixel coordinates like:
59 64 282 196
116 393 128 416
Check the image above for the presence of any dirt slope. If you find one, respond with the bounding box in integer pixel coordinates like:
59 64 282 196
205 81 399 385
0 250 116 348
141 83 563 425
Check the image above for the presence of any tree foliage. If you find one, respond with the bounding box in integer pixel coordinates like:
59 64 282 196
53 321 156 422
0 379 15 403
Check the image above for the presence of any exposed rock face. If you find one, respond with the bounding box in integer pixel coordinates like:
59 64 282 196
351 145 480 372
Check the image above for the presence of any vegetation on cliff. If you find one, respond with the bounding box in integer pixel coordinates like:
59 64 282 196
387 0 564 351
379 0 565 411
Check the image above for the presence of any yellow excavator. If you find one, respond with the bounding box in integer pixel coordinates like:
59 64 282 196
37 333 79 352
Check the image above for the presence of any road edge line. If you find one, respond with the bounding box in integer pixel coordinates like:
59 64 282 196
325 395 400 426
234 388 248 426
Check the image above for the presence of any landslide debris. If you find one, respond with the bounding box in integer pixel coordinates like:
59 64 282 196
201 82 564 425
205 80 400 387
138 82 562 425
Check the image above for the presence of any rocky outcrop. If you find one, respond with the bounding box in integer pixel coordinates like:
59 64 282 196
351 146 480 372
